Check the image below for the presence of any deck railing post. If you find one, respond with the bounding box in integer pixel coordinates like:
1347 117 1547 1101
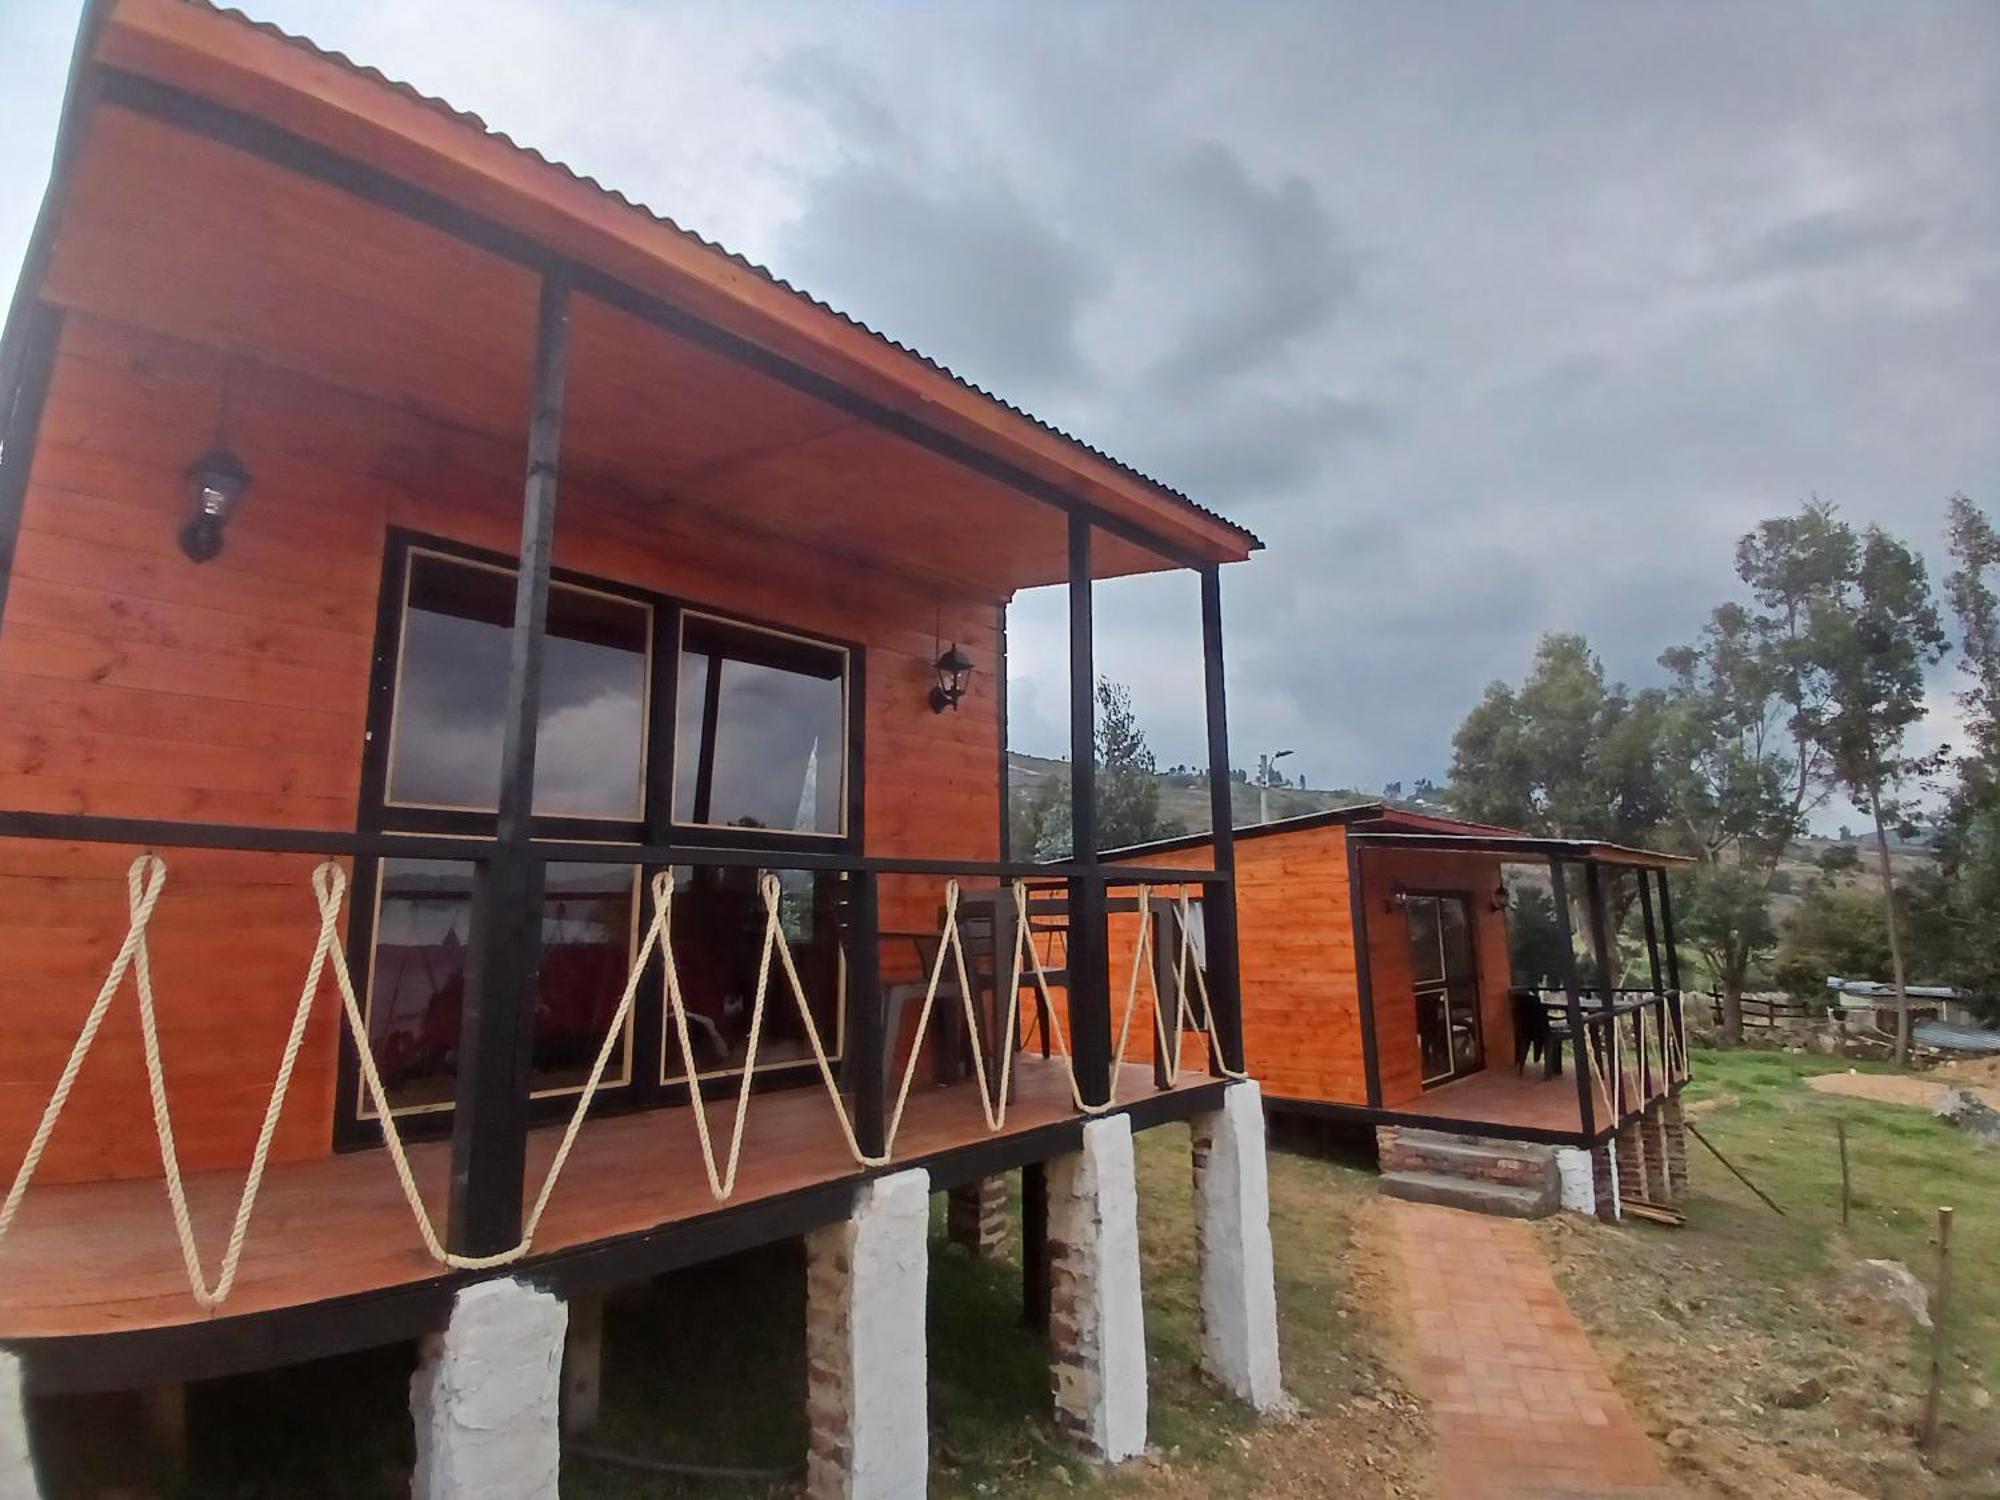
1656 869 1687 1081
1548 858 1595 1141
1198 563 1246 1077
1066 514 1113 1107
446 268 571 1259
844 871 888 1160
1582 861 1622 1119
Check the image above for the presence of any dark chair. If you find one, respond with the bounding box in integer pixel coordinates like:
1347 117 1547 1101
1512 988 1553 1075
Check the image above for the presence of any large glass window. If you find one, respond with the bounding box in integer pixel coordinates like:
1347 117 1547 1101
387 550 649 820
363 858 639 1115
660 866 845 1081
673 614 847 836
351 541 861 1134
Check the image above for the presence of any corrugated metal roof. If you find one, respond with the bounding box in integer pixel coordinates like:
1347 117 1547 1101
164 0 1262 554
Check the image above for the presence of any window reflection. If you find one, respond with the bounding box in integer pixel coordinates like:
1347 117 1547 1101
673 614 846 836
662 866 844 1080
364 859 637 1115
387 552 649 819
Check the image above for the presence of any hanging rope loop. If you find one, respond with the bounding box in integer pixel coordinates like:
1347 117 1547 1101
0 858 1249 1309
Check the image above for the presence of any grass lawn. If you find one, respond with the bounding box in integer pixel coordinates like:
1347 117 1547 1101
1542 1047 1998 1498
87 1121 1420 1498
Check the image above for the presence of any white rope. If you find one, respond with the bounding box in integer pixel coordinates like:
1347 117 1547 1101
1013 882 1247 1111
2 859 1248 1303
0 855 661 1301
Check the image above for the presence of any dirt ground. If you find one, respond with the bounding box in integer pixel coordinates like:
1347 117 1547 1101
1540 1212 1908 1500
1805 1069 2000 1110
1129 1192 1434 1499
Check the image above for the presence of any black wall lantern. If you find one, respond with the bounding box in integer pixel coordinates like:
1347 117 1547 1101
178 446 251 562
929 642 974 713
1384 882 1410 914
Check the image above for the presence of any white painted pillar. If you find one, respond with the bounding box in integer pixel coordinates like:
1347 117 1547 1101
0 1354 40 1500
411 1278 567 1500
1047 1115 1147 1463
1191 1082 1284 1413
804 1167 930 1500
1554 1146 1599 1217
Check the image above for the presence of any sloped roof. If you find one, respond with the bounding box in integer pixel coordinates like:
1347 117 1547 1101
156 0 1260 555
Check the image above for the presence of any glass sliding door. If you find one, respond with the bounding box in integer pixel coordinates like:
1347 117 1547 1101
1407 893 1484 1086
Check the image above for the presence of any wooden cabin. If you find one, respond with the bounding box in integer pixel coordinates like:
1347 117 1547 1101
1099 807 1695 1217
0 1 1281 1486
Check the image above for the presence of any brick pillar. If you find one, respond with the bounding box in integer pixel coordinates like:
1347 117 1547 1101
1048 1115 1147 1462
1642 1102 1675 1202
946 1175 1008 1262
805 1168 930 1500
1614 1119 1648 1205
1191 1082 1284 1413
0 1352 40 1500
1590 1141 1620 1223
1660 1094 1691 1198
411 1279 567 1500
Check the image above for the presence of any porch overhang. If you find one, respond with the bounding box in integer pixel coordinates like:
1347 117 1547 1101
3 0 1260 603
1344 830 1693 870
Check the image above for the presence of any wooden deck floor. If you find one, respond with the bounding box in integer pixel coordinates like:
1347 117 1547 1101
0 1058 1210 1350
1411 1064 1628 1138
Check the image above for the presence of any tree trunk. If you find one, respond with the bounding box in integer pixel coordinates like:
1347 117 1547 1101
1869 789 1913 1068
1720 961 1745 1048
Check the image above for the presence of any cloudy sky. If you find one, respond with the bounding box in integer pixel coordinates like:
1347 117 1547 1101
4 1 1997 826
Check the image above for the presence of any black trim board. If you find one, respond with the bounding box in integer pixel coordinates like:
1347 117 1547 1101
6 1082 1226 1394
1263 1093 1606 1151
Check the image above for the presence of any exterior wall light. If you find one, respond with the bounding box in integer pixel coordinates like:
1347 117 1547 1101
929 642 974 713
179 447 252 562
1384 882 1409 914
1491 883 1512 913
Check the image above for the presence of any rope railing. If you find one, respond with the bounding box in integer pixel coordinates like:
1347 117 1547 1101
0 856 1242 1309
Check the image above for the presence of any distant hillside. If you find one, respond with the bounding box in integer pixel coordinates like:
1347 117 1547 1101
1006 750 1384 843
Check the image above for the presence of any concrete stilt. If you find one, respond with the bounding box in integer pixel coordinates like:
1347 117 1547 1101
411 1278 567 1500
0 1353 40 1500
1190 1082 1284 1413
562 1292 606 1436
804 1168 930 1500
1047 1115 1147 1463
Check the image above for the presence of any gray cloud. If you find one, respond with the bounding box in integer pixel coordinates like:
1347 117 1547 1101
4 0 1996 831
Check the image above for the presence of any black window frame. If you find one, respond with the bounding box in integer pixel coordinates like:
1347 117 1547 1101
335 527 867 1148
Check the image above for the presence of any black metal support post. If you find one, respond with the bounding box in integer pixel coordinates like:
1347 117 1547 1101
1348 839 1384 1107
1637 868 1665 1096
1065 514 1112 1107
1582 861 1622 1120
1198 564 1246 1077
1021 1160 1050 1332
1548 858 1594 1140
447 270 571 1258
1656 869 1686 1080
844 872 887 1159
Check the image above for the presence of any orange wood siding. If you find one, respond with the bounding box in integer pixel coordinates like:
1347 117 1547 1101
1101 828 1520 1112
0 310 1002 1184
1103 824 1370 1106
1356 848 1515 1109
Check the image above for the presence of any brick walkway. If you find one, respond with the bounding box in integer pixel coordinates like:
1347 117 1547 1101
1388 1200 1678 1498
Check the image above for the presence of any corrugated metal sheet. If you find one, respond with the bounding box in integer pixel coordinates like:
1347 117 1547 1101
164 0 1262 553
